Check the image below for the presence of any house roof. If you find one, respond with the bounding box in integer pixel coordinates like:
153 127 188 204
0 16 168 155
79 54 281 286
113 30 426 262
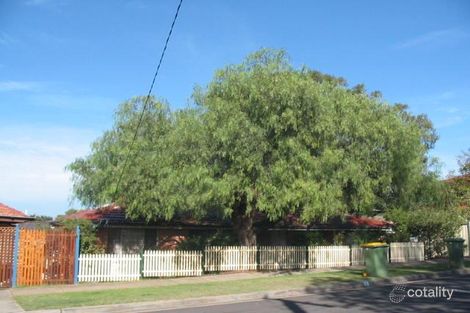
65 204 392 230
65 203 229 228
0 203 30 218
443 173 470 184
0 202 33 223
66 204 124 221
259 212 392 230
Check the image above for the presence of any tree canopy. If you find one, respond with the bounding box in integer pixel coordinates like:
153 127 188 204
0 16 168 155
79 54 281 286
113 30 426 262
68 49 440 245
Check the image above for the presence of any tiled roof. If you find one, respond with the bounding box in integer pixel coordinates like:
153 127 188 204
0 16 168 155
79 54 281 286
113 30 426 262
347 215 392 228
444 173 470 184
0 202 30 218
261 212 392 229
65 204 228 227
66 203 125 221
65 204 392 229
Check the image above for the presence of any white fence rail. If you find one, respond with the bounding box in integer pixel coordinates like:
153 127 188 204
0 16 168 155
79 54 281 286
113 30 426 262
143 250 202 277
390 242 424 263
309 246 350 268
205 246 257 272
259 246 307 270
78 254 141 282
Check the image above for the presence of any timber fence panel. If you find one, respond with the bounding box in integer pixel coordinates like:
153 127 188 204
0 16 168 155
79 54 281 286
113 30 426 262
350 246 365 266
258 246 307 270
143 250 203 277
0 227 15 288
308 246 351 269
390 242 425 263
78 254 141 282
204 246 257 272
457 225 469 257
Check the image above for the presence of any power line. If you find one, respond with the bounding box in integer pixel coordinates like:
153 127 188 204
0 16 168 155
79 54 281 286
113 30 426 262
112 0 183 202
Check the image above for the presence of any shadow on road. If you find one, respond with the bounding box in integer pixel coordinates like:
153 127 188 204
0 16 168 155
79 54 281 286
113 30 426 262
270 298 335 313
304 274 470 313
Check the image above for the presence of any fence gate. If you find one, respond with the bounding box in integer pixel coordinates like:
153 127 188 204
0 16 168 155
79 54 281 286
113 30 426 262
0 227 16 288
44 231 76 284
17 229 76 286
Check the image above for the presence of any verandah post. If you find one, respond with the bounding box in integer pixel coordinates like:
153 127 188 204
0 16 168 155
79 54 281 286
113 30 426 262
73 226 80 284
11 224 20 288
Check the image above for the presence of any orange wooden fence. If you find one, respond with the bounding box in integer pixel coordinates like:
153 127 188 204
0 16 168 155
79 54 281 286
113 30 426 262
0 227 15 288
17 229 76 286
44 230 76 284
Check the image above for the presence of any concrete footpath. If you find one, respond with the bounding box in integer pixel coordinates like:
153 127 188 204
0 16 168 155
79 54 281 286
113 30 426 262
0 290 25 313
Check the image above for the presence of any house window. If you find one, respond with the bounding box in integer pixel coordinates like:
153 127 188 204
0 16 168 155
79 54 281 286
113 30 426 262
107 228 146 254
107 228 122 254
121 229 144 254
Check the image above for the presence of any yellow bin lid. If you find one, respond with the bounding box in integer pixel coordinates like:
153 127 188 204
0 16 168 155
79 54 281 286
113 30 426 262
361 242 388 248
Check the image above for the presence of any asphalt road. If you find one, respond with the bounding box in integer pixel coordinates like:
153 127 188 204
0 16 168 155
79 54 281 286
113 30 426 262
154 274 470 313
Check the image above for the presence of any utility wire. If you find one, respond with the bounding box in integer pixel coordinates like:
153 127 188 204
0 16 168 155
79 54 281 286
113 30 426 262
112 0 183 202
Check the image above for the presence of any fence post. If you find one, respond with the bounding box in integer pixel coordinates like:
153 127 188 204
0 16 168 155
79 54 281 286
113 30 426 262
349 245 352 266
305 245 309 269
467 221 470 257
139 250 144 278
73 226 80 284
388 244 391 263
202 247 206 274
11 224 20 288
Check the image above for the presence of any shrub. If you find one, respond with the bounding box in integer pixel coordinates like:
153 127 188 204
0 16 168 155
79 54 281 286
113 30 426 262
61 218 105 254
385 207 463 258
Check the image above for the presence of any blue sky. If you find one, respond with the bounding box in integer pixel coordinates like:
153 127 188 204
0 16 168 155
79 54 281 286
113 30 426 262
0 0 469 217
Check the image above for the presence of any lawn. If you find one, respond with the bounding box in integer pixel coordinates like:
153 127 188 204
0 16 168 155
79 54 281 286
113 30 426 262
15 262 462 311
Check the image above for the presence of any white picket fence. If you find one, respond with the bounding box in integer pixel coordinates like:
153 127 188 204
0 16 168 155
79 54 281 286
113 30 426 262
258 246 307 270
77 242 426 282
205 246 257 272
390 242 424 263
457 224 469 256
309 245 350 268
351 246 365 266
78 254 141 282
142 250 202 277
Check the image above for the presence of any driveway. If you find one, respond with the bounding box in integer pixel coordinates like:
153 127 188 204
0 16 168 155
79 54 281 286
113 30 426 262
154 274 470 313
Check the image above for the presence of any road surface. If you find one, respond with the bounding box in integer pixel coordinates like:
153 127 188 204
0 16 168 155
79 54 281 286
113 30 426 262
153 274 470 313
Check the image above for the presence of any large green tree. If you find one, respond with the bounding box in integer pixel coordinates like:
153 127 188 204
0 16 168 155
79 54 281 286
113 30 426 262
68 49 435 245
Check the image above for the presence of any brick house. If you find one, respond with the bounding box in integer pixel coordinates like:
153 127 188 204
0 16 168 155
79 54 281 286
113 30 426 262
65 204 392 253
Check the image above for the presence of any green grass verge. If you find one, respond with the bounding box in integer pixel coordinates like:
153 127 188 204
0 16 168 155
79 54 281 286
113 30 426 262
15 262 463 311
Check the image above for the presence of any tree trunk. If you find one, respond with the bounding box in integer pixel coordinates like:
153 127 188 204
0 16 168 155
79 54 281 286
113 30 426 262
231 194 257 246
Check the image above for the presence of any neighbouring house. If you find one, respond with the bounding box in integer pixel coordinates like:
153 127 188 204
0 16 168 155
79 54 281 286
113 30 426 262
0 202 34 226
64 204 392 253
